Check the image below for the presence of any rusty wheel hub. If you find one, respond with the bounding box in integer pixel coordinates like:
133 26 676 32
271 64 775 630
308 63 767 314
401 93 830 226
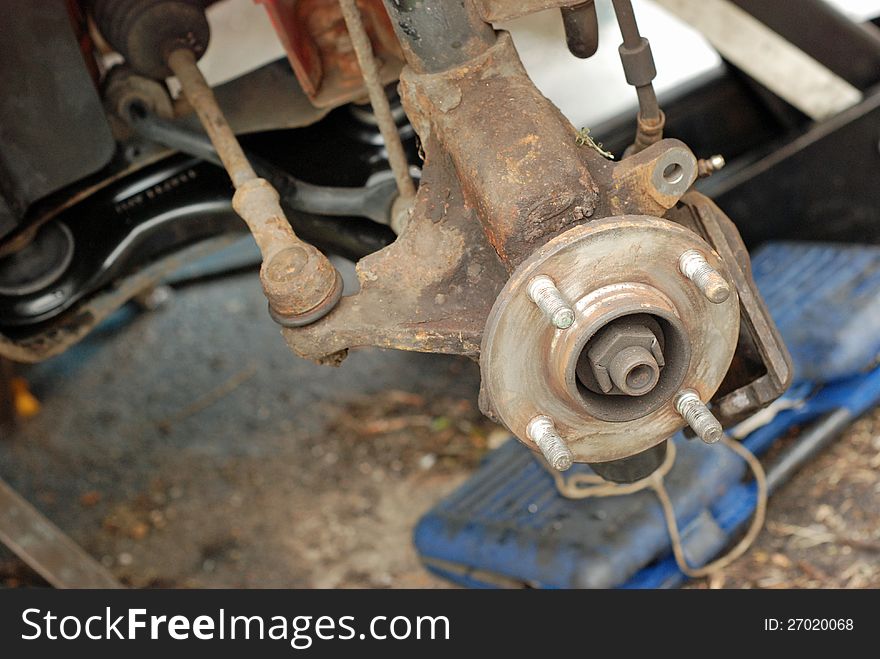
480 215 740 466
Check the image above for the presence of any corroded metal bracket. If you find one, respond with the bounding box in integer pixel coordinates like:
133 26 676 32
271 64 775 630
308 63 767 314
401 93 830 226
281 25 790 465
283 147 507 363
398 33 696 271
283 32 700 364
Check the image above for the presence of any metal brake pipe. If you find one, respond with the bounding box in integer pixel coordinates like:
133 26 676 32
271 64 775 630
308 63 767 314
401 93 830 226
610 0 665 152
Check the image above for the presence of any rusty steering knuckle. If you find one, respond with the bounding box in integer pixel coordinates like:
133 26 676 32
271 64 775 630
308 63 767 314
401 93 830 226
278 8 791 480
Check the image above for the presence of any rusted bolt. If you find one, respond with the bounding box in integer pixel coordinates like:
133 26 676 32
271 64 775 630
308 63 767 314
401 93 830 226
674 390 723 444
679 249 730 304
527 415 573 471
697 154 726 178
527 275 575 329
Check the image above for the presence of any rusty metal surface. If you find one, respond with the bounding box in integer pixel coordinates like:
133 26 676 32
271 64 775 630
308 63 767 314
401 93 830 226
561 2 600 59
2 0 789 480
281 30 711 370
259 0 404 107
399 33 697 271
475 0 586 23
263 244 343 324
604 138 697 215
268 13 787 472
282 144 507 364
381 0 496 74
168 48 258 189
232 180 343 322
399 33 601 270
0 475 123 588
479 216 740 464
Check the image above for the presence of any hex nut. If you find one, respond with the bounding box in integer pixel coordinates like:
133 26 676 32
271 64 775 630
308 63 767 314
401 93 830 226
584 317 665 396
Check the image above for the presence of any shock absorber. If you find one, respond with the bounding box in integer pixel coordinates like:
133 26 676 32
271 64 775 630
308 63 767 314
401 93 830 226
89 0 342 327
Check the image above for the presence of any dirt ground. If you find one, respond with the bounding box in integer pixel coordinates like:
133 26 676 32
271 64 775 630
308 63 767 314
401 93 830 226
691 408 880 589
1 270 878 589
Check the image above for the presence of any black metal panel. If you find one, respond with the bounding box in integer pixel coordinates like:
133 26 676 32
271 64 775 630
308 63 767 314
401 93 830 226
0 152 396 331
0 1 115 235
708 91 880 247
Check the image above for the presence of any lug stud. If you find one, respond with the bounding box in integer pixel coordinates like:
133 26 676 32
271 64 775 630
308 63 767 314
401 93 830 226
679 250 731 304
527 275 575 329
527 415 574 471
674 389 723 444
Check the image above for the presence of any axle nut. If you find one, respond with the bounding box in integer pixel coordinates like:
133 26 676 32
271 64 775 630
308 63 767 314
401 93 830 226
608 345 660 396
582 316 666 397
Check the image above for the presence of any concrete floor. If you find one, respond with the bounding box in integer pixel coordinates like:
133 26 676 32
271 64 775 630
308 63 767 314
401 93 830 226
0 268 490 587
1 263 878 588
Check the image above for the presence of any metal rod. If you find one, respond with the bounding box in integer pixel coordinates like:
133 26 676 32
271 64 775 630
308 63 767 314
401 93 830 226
339 0 415 202
167 48 257 189
167 47 291 258
611 0 642 48
611 0 660 120
635 86 661 122
0 476 123 588
611 0 663 151
166 47 342 325
561 2 600 59
131 107 221 166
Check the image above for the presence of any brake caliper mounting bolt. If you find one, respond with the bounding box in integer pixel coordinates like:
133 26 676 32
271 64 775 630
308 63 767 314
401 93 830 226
527 415 574 471
674 390 723 444
679 250 731 304
527 275 575 329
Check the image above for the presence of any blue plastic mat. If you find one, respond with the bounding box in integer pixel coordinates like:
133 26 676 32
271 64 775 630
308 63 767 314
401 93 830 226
752 242 880 383
415 242 880 588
